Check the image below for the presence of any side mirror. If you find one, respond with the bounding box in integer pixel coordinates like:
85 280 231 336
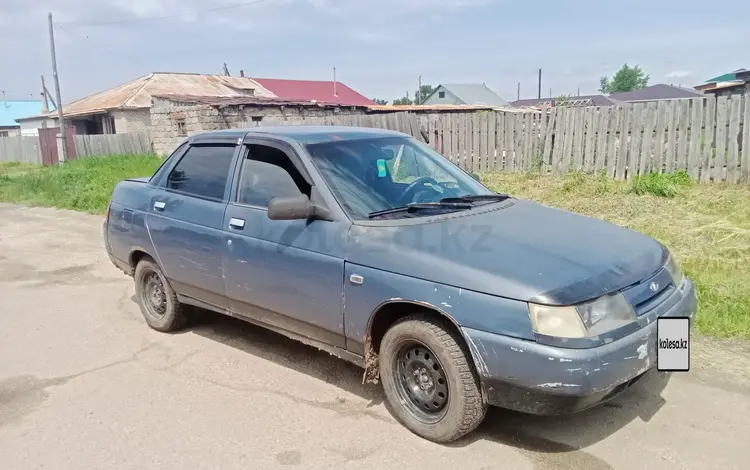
267 194 315 221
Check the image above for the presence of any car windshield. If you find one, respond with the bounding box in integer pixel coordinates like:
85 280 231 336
306 136 495 220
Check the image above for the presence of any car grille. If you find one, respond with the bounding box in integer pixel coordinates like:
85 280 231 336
621 267 676 316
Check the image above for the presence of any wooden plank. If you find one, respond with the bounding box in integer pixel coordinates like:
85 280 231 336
676 100 690 172
470 113 479 171
551 107 565 174
535 111 546 170
521 112 532 170
479 112 488 171
687 99 704 179
665 101 677 172
442 115 451 161
560 107 575 174
457 114 466 168
583 108 596 171
542 109 555 168
605 107 619 177
615 105 630 180
653 101 666 173
700 96 716 182
742 93 750 183
714 95 729 182
506 112 516 171
727 95 742 183
639 102 656 176
594 107 608 173
488 111 496 170
569 108 583 171
627 103 644 180
495 111 505 169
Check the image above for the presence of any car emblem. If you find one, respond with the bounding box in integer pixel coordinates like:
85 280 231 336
649 282 659 292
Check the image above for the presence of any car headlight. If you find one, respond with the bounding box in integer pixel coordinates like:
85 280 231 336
664 251 684 288
528 292 637 338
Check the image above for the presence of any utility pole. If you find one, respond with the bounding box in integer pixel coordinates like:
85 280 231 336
549 88 552 99
517 82 520 101
333 67 338 97
537 69 542 99
417 76 422 104
48 12 66 163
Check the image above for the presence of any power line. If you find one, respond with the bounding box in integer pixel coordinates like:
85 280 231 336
58 0 277 27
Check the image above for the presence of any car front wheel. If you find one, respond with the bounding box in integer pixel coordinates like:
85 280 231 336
379 314 487 443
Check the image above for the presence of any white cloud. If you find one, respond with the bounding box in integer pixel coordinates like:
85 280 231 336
666 70 692 79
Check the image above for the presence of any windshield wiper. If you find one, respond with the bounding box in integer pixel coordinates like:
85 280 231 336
368 201 473 219
439 194 511 204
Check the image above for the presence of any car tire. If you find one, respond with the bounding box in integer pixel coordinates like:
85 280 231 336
134 257 188 333
379 314 487 443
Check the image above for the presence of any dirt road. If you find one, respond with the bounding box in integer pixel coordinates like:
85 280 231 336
1 204 748 469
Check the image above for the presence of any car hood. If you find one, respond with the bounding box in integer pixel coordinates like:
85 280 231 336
345 199 666 305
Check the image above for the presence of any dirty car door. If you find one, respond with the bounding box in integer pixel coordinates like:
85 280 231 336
221 141 347 348
146 143 237 309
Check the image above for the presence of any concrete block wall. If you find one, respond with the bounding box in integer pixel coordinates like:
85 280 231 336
150 97 365 155
112 109 152 133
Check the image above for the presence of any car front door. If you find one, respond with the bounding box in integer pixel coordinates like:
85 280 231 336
221 140 348 348
147 142 238 309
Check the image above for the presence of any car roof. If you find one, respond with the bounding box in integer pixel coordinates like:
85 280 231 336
222 126 406 144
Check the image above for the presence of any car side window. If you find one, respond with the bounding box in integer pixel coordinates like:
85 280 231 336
166 144 236 201
237 144 310 207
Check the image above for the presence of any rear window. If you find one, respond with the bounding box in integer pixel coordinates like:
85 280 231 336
166 145 236 201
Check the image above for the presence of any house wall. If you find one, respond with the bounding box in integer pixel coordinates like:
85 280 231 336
17 117 58 136
421 86 465 106
111 109 152 133
150 97 366 155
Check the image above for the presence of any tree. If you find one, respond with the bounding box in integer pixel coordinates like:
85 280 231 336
414 84 435 104
555 94 574 106
373 98 388 105
599 64 650 94
392 92 413 105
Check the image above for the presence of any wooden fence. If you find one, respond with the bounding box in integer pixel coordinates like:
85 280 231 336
0 135 43 165
264 93 750 183
74 131 152 157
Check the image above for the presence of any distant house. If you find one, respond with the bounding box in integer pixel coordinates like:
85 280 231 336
1 100 53 137
695 69 750 98
421 84 508 107
250 78 375 107
15 72 276 136
511 95 622 109
608 84 704 103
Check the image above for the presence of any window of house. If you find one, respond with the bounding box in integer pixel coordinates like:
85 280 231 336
166 145 236 200
176 118 187 136
237 144 310 207
438 91 445 98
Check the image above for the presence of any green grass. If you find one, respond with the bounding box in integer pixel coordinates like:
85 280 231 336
483 170 750 340
0 155 163 213
0 161 41 177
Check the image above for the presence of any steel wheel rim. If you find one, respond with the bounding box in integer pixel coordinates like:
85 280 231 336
392 340 449 424
142 270 167 318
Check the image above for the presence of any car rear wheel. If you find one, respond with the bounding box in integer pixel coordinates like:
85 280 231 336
379 314 487 443
134 258 187 332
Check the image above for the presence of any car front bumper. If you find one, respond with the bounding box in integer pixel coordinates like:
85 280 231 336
462 278 697 415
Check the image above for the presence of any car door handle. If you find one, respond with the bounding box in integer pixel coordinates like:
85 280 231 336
153 201 166 211
229 218 245 229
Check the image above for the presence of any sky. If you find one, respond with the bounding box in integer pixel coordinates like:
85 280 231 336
1 0 748 105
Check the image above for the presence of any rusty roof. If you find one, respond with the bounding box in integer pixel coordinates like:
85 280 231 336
153 94 369 108
22 72 276 119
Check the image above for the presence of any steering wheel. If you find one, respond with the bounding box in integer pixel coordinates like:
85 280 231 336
398 176 440 205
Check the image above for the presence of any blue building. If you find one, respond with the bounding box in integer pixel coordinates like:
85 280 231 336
0 100 53 137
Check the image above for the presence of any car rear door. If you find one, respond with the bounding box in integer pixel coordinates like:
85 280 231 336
146 141 240 309
221 139 348 348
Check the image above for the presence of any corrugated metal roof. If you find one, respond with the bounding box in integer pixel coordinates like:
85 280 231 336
1 100 54 127
153 94 369 108
18 73 276 120
512 95 624 108
367 104 501 112
609 84 704 102
251 78 376 107
431 84 509 106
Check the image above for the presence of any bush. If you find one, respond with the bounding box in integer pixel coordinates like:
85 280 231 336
630 171 692 198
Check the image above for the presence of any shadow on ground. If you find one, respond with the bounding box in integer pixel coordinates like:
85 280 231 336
177 307 670 470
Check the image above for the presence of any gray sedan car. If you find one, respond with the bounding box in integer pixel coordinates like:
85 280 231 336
104 126 697 443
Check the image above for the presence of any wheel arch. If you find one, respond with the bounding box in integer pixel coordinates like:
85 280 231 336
362 299 471 384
